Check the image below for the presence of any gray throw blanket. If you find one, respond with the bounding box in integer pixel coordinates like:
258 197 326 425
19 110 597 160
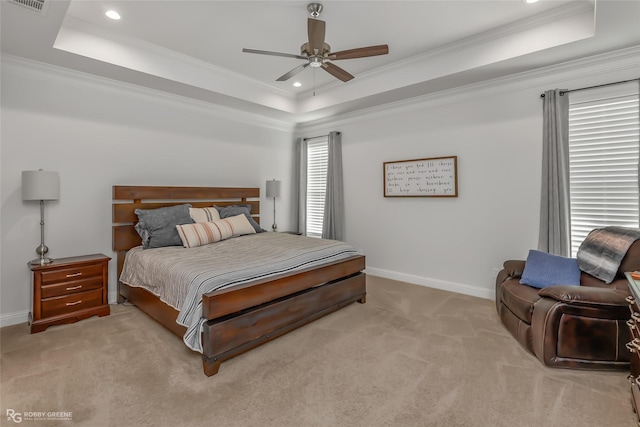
577 226 640 284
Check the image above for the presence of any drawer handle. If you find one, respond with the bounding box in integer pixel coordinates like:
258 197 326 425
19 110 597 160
66 285 82 291
66 272 82 278
65 300 82 306
627 295 637 304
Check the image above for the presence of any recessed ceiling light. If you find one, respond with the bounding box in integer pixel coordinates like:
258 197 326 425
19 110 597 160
524 0 539 3
293 82 302 87
105 10 121 20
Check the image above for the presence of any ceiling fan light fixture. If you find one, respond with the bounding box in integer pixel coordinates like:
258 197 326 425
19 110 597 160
309 57 323 67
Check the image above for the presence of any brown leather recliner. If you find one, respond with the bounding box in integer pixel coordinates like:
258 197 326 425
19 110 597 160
495 239 640 370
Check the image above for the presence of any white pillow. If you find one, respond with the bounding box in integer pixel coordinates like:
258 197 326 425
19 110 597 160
176 214 256 248
189 207 221 223
222 213 257 237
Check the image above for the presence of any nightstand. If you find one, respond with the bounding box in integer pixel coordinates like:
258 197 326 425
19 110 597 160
29 254 111 333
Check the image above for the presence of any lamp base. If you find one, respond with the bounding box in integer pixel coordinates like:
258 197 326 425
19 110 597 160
31 243 52 265
29 256 53 266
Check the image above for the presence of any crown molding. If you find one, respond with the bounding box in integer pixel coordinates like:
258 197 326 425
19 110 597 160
1 53 297 133
57 15 296 101
295 45 640 133
365 1 594 82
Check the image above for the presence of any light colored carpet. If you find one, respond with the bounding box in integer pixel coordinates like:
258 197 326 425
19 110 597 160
1 276 635 427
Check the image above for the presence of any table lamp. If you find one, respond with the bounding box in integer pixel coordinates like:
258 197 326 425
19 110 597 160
22 169 60 265
266 179 281 232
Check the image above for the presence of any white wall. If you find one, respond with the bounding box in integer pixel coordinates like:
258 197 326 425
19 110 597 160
0 56 296 325
296 47 640 300
2 48 638 326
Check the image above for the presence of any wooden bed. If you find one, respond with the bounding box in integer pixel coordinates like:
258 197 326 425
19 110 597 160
112 185 366 376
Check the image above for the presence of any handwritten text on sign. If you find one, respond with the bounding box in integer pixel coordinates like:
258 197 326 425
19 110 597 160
384 156 458 197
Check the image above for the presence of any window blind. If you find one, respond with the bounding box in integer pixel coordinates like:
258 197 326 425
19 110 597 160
306 137 328 238
568 82 640 256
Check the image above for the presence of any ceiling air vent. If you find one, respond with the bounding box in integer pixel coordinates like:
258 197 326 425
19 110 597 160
9 0 48 15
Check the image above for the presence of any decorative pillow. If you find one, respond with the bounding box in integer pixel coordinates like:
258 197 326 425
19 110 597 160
176 214 256 248
215 204 265 233
189 207 221 223
520 249 581 289
134 204 194 249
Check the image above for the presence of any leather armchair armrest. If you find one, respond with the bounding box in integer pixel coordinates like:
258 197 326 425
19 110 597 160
537 285 629 307
502 260 525 279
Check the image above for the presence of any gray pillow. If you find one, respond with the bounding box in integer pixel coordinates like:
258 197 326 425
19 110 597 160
215 204 265 233
134 204 194 249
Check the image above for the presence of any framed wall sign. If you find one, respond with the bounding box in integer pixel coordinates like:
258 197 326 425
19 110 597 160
384 156 458 197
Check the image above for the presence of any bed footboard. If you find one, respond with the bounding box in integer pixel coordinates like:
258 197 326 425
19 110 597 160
202 255 366 319
201 272 366 376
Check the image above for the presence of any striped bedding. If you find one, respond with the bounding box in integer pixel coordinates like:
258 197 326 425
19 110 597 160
119 232 360 353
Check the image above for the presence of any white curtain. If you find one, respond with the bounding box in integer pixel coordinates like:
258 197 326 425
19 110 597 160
322 131 345 240
538 89 571 256
295 137 307 235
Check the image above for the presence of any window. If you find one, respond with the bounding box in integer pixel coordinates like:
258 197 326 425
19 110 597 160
568 82 639 256
306 136 328 238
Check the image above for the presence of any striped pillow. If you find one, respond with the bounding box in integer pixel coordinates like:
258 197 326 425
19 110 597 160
176 214 256 248
189 207 220 223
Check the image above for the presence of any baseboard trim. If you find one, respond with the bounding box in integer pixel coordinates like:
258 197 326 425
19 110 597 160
0 310 29 328
109 291 118 305
365 267 495 301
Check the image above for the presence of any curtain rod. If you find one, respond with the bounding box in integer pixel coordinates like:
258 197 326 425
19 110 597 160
539 78 639 98
303 134 329 141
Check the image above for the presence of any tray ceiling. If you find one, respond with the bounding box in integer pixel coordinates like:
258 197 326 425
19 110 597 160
2 1 639 124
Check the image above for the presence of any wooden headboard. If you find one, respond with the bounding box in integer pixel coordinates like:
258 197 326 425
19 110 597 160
112 185 261 294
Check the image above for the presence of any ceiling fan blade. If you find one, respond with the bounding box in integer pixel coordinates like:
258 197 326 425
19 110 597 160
321 63 354 82
308 18 326 53
329 45 389 60
276 63 310 81
242 48 306 60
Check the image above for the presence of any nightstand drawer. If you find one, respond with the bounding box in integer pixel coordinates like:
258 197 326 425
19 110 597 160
41 288 104 318
40 264 103 285
41 276 104 298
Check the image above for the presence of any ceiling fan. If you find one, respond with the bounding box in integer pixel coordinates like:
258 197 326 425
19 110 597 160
242 3 389 83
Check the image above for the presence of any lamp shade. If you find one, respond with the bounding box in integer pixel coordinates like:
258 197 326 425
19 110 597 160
266 179 281 198
22 170 60 201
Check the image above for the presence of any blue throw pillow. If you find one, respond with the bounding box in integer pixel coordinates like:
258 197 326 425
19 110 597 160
520 249 581 289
